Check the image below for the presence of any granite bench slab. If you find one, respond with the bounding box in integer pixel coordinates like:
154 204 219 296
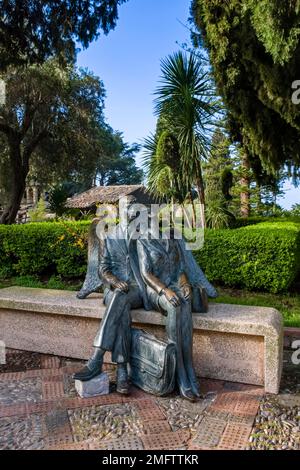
0 287 283 393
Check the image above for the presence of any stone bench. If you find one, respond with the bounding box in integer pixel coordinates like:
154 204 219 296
0 287 283 393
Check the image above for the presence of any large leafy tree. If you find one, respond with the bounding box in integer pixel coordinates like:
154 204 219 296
47 135 143 218
191 0 300 177
58 126 142 190
0 0 127 70
96 133 143 186
0 61 107 224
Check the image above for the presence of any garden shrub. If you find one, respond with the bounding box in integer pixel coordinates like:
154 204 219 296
0 222 90 279
0 220 299 294
231 216 300 229
229 216 265 229
193 222 300 293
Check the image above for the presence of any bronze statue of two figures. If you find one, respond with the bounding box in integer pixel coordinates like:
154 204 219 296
74 211 217 402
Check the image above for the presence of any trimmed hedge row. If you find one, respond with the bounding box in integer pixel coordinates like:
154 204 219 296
0 222 89 279
0 220 299 293
193 222 300 293
231 216 300 229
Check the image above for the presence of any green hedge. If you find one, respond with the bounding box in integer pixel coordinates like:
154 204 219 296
0 220 299 293
230 216 300 229
193 222 300 293
0 222 90 279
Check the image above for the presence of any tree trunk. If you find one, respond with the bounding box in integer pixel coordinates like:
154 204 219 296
273 191 277 215
0 142 28 225
240 152 250 218
195 162 206 228
256 182 262 214
189 191 196 229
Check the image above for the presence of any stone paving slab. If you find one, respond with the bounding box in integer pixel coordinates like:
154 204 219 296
141 430 190 450
218 423 252 450
211 391 260 416
0 414 47 450
0 349 270 450
92 436 145 451
191 417 227 448
143 420 171 434
0 377 42 405
68 402 144 443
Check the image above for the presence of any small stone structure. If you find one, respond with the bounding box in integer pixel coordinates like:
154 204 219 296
66 184 157 212
0 181 43 224
75 372 110 398
17 181 46 224
0 287 283 393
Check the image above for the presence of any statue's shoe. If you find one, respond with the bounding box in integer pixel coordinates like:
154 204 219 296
188 374 201 398
116 364 130 395
76 290 89 300
73 364 102 382
116 379 130 395
191 384 201 398
180 389 198 403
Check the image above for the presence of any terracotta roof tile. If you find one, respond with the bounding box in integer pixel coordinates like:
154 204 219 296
66 185 153 209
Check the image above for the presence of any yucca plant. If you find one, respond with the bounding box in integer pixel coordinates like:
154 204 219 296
205 196 234 229
147 51 220 226
143 131 187 200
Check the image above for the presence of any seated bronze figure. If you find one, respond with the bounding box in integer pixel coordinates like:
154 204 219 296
137 233 199 401
75 209 217 400
74 214 150 394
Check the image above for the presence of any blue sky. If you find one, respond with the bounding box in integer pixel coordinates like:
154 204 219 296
77 0 299 210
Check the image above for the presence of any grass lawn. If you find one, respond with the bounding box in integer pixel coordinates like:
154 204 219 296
0 275 82 292
214 287 300 328
0 277 299 328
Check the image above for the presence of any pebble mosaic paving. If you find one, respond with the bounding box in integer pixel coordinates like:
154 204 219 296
0 348 299 450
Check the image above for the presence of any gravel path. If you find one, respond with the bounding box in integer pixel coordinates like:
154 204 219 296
0 350 41 373
249 395 300 450
69 403 144 443
248 350 300 450
156 395 214 432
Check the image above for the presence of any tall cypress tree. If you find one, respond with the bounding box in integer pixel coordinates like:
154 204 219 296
204 129 234 227
191 0 300 177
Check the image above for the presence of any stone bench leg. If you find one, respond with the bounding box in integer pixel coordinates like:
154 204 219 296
265 333 283 394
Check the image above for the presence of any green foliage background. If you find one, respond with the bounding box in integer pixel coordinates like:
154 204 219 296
0 220 299 294
191 0 300 175
194 221 300 293
0 222 89 279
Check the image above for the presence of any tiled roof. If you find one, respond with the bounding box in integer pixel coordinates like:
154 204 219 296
66 185 152 209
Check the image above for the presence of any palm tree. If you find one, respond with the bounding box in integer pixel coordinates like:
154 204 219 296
143 131 187 201
143 130 190 224
152 51 219 226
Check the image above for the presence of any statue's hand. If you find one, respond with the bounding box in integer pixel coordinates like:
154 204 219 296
113 280 129 293
163 288 180 307
181 283 192 301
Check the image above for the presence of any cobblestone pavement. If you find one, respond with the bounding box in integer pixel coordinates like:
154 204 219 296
0 349 298 450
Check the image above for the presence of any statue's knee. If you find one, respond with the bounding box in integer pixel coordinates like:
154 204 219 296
114 288 127 298
113 289 128 304
167 304 180 316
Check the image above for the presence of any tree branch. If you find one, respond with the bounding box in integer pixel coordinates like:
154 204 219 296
0 119 14 135
23 128 49 168
20 104 38 138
